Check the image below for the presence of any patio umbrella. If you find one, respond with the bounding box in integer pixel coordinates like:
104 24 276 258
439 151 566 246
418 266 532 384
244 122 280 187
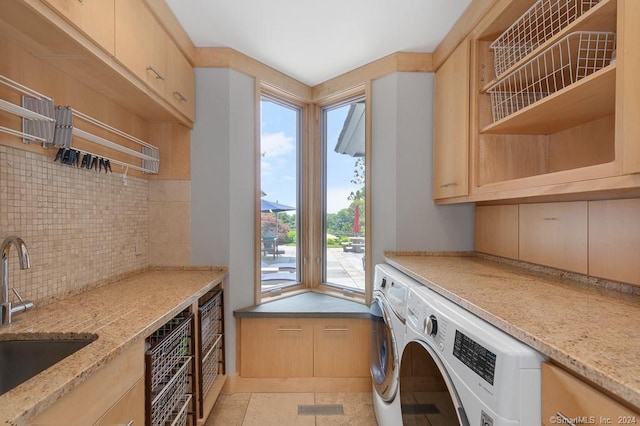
260 199 295 244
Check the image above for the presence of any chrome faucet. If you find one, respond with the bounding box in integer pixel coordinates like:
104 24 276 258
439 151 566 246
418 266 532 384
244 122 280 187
1 236 35 326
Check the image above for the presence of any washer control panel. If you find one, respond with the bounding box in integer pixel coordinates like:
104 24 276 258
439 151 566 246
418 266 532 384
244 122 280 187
453 330 497 386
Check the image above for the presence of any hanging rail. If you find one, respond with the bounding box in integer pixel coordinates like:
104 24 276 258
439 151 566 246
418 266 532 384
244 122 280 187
53 106 159 174
0 74 55 143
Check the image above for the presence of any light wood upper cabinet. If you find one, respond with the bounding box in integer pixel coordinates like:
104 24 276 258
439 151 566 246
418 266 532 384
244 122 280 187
433 38 469 200
542 362 638 425
519 202 588 274
42 0 115 54
166 36 195 121
449 0 640 203
114 0 167 96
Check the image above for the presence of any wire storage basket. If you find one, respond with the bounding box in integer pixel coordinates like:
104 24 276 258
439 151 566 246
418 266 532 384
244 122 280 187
488 31 615 123
198 291 223 401
490 0 601 77
146 311 194 426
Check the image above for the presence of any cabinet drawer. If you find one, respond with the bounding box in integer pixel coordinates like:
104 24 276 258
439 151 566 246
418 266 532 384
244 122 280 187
240 318 313 378
519 202 587 274
542 363 638 426
313 318 369 378
94 377 144 426
474 205 518 259
114 0 166 96
43 0 115 54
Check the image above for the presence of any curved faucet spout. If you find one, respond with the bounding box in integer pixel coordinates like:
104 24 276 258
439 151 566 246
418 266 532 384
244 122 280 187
1 236 31 270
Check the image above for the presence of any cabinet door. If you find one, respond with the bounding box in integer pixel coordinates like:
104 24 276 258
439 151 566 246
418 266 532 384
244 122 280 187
433 39 469 199
589 198 640 285
166 37 195 121
542 363 638 426
519 202 588 274
313 318 369 378
240 318 313 378
94 377 144 426
43 0 115 54
114 0 166 96
474 205 518 259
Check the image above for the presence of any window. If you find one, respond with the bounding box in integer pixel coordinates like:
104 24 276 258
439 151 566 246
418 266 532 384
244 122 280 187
259 95 302 292
257 89 367 301
322 98 366 293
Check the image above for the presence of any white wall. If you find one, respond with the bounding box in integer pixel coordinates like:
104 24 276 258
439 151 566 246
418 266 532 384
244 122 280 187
191 68 255 374
371 72 474 266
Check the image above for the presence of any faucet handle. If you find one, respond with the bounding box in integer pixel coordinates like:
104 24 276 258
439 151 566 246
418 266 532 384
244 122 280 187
11 288 25 304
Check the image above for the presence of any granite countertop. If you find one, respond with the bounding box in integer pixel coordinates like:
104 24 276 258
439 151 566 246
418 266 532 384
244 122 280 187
384 253 640 411
234 292 370 318
0 267 227 425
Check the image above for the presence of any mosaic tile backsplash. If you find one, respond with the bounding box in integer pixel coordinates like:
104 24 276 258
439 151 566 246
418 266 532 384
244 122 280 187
0 145 149 305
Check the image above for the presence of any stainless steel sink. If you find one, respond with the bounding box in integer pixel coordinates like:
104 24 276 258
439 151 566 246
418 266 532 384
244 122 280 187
0 335 97 396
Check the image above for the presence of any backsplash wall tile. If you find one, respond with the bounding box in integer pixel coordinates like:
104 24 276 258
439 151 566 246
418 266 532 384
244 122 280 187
0 145 149 305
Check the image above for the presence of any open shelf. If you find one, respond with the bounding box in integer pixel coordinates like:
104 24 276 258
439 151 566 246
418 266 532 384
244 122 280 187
481 63 615 134
483 0 617 89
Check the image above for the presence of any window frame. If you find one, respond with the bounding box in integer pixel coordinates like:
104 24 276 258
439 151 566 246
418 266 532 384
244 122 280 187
256 83 372 306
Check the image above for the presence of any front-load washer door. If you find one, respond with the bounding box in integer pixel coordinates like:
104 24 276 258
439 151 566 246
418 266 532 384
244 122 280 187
370 296 399 402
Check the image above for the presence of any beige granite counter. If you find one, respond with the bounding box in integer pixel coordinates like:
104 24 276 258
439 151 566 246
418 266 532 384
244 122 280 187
385 253 640 412
0 267 227 425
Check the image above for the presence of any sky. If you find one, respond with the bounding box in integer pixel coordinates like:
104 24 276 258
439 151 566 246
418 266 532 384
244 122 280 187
260 99 362 214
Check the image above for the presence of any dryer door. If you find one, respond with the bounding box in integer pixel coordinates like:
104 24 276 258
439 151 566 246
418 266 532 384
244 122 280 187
370 296 399 402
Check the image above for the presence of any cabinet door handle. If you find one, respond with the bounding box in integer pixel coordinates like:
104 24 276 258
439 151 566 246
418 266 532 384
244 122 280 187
543 217 558 221
146 66 165 81
439 182 458 188
323 328 349 331
277 327 303 331
555 412 576 426
173 91 188 103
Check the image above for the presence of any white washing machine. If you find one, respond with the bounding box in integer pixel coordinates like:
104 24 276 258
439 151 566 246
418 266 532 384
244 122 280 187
403 275 547 426
370 264 413 425
372 264 547 426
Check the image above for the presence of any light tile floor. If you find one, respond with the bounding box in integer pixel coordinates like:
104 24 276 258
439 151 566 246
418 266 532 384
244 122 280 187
205 392 378 426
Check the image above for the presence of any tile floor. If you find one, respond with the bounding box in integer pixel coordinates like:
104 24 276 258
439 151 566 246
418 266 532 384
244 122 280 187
205 392 378 426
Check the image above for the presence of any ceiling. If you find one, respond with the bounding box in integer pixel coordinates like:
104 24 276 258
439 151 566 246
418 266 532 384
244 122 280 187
165 0 472 87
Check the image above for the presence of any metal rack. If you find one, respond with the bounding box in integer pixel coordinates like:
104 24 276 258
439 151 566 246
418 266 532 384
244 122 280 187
490 0 601 78
0 75 55 144
488 31 616 122
197 290 223 418
146 311 195 426
0 73 160 174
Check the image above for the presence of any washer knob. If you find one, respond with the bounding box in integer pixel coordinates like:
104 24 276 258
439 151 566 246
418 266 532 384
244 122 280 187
381 278 387 288
426 315 438 337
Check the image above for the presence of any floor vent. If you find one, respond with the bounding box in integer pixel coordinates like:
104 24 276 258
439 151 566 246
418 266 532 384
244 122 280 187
297 404 345 416
401 403 440 415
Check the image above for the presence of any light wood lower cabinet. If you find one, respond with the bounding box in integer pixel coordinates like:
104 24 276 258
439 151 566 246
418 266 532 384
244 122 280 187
94 377 144 426
30 340 144 425
240 317 369 378
474 205 519 259
313 318 369 378
542 363 639 425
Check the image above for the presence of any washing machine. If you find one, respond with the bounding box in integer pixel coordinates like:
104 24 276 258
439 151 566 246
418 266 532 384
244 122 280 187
400 275 547 426
370 264 413 425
